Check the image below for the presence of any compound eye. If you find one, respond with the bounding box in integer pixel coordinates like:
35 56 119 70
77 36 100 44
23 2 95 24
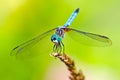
53 37 56 40
51 37 58 43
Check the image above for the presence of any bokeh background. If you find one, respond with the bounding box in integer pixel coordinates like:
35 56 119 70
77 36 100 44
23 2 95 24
0 0 120 80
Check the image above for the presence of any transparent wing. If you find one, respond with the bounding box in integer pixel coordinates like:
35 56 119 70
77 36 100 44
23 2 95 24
66 28 112 46
11 28 56 58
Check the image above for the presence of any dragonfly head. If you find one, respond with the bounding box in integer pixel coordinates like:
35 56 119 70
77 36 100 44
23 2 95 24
51 34 62 44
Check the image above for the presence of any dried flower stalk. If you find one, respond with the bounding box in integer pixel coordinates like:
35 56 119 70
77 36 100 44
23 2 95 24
51 53 85 80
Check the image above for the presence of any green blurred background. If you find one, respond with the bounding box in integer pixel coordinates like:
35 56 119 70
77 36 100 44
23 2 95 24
0 0 120 80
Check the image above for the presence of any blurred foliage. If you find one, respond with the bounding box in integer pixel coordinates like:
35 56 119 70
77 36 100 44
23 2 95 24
0 0 120 80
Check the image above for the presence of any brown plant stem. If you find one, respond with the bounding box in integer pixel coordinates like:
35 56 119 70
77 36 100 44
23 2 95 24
51 53 85 80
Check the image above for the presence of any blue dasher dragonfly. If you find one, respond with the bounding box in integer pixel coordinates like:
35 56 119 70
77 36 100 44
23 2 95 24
11 8 112 56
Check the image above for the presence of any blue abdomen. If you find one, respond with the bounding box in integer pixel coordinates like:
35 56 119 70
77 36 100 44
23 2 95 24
64 8 80 27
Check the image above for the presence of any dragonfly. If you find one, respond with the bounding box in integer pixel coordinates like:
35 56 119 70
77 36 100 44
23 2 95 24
11 8 112 56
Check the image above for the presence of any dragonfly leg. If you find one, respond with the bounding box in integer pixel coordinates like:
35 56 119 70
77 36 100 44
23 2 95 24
61 41 65 54
59 43 62 53
53 44 55 52
56 44 59 53
57 43 61 53
53 42 63 54
53 43 60 53
53 44 57 53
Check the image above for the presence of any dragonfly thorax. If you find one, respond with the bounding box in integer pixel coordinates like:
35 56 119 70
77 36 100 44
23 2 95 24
56 27 65 37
